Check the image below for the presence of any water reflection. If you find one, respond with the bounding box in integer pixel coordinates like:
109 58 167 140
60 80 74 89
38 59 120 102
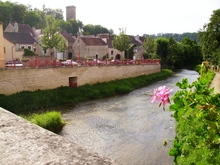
60 69 199 165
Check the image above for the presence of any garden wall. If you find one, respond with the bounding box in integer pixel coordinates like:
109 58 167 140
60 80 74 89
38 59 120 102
0 64 160 95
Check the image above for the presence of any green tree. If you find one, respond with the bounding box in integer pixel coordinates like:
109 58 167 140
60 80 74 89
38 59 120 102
167 37 184 69
56 36 67 59
181 37 202 67
40 15 61 56
199 9 220 65
155 37 169 67
25 10 42 28
112 29 132 59
83 24 110 36
143 36 156 58
67 19 83 36
11 2 27 23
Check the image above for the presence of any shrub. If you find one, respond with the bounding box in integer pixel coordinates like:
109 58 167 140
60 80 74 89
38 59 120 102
21 111 66 134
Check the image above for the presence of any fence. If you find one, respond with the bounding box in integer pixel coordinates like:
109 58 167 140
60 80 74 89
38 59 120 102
1 58 160 69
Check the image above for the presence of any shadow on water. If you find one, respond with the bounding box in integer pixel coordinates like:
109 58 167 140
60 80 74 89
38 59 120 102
59 69 199 165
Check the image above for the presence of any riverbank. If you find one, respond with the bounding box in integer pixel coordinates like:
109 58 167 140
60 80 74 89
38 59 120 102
209 72 220 94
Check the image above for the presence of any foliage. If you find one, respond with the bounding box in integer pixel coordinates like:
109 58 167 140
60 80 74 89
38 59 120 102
0 69 173 114
82 24 110 36
56 36 67 53
143 36 156 58
21 111 66 133
168 67 219 164
155 37 169 67
198 9 220 65
112 29 132 57
23 48 35 56
65 19 83 36
40 15 61 53
145 32 199 43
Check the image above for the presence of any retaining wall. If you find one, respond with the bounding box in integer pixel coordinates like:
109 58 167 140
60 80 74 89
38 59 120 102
0 64 160 95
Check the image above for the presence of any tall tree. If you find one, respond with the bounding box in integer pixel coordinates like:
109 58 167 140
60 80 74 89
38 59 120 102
40 15 61 56
143 36 156 58
66 19 83 36
199 9 220 65
112 29 131 59
168 37 184 68
155 37 169 67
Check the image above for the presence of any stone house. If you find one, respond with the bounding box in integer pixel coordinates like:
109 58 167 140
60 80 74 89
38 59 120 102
3 32 37 61
97 33 123 60
72 36 107 60
59 31 76 59
129 35 144 60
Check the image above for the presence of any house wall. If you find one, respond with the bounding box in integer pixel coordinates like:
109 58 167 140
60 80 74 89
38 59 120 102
3 40 24 61
72 39 107 60
0 64 160 95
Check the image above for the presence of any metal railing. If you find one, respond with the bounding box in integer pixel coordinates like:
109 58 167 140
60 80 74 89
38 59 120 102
1 58 160 69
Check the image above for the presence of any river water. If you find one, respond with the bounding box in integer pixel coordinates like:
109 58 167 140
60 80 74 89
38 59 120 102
59 69 199 165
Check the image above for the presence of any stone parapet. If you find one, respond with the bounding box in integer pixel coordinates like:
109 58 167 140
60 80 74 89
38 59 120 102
0 107 120 165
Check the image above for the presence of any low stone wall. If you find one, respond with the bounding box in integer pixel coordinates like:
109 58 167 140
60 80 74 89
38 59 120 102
0 64 160 95
0 107 120 165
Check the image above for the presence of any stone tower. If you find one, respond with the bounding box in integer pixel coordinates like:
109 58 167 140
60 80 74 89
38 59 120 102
66 6 76 21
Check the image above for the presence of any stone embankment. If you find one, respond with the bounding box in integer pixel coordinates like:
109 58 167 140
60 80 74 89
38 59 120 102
0 108 120 165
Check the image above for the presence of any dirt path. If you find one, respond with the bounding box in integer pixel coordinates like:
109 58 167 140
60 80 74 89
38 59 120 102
209 72 220 94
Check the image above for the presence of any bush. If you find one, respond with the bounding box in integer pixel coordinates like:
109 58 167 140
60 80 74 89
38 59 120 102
23 48 36 56
168 66 219 164
21 111 66 133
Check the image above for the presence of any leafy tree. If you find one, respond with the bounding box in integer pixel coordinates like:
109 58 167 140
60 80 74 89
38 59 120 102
112 29 132 59
56 36 67 58
66 19 83 36
25 10 42 28
167 37 184 69
43 8 64 20
181 37 202 67
155 37 169 67
40 15 61 56
0 1 13 27
57 20 72 33
83 24 110 36
198 9 220 65
10 2 27 23
143 36 156 58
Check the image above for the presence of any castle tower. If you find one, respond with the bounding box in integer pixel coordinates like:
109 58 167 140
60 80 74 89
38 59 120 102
66 6 76 21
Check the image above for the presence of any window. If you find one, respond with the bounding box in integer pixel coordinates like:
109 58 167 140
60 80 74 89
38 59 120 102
4 47 5 53
111 51 113 55
20 45 25 49
27 45 32 50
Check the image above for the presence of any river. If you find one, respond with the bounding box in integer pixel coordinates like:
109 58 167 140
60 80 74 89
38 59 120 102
59 69 199 165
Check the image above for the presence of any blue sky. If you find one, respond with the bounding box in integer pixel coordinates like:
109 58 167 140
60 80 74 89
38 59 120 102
3 0 220 35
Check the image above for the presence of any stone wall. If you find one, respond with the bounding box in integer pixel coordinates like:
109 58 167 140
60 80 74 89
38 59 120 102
0 64 160 95
0 107 120 165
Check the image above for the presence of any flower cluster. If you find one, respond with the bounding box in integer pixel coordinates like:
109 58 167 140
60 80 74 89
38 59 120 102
151 86 173 110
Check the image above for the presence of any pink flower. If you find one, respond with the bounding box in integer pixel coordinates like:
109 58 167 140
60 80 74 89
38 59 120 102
151 86 172 109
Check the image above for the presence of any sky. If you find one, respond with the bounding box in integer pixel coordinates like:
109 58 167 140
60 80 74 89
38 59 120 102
3 0 220 36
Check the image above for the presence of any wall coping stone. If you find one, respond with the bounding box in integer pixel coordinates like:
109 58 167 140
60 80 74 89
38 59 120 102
0 108 120 165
